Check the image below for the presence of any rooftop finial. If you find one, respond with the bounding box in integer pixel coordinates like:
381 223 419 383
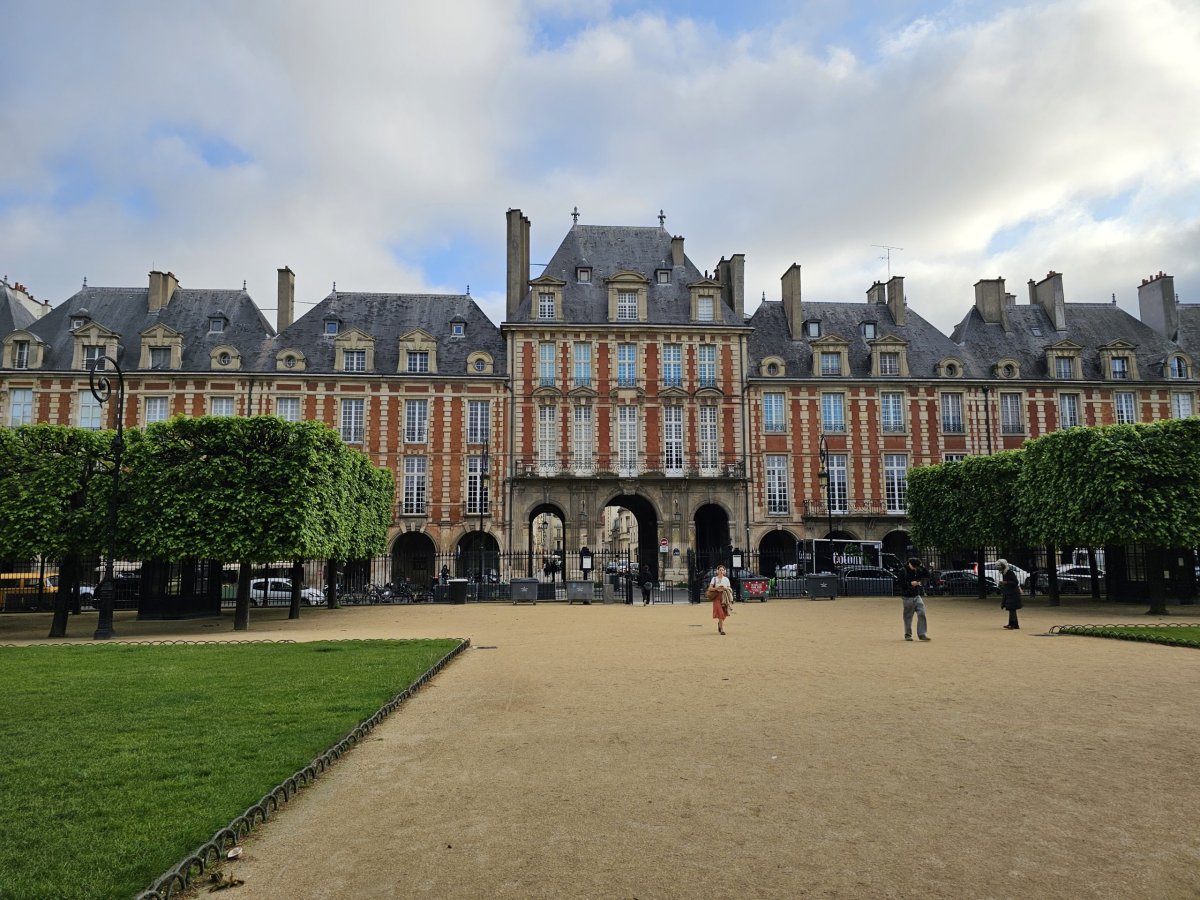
658 209 666 227
571 206 579 224
243 279 247 290
332 281 337 292
83 276 88 288
466 284 470 295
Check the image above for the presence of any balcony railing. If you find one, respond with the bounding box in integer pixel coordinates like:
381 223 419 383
803 497 891 516
516 453 746 479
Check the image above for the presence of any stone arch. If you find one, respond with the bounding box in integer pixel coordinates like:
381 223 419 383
757 529 798 576
390 531 438 589
603 493 662 580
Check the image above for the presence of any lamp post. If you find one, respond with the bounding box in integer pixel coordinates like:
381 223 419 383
478 440 489 594
89 354 125 641
818 433 834 540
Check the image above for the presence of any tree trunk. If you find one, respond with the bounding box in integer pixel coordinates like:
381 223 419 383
326 559 340 609
977 548 987 599
234 560 252 631
289 559 302 620
47 552 81 638
1145 546 1169 616
1087 547 1101 599
1045 545 1060 606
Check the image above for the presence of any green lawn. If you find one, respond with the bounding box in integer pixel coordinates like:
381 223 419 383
1056 624 1200 646
0 639 462 899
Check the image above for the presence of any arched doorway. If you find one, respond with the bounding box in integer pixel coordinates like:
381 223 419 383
604 493 661 579
758 530 797 577
455 531 500 582
693 503 732 573
882 530 913 566
391 532 438 590
529 503 566 579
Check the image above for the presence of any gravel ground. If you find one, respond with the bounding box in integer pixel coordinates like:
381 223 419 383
5 596 1200 899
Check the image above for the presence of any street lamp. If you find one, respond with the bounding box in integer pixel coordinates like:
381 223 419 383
89 354 125 641
478 439 489 591
818 433 834 541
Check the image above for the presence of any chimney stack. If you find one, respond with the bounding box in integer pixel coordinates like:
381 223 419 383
974 278 1011 331
148 270 178 312
671 235 685 268
1033 271 1067 331
781 264 803 339
277 267 295 332
1137 271 1177 340
506 208 530 321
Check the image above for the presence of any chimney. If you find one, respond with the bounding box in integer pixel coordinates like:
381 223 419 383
726 253 745 321
781 264 803 339
1033 271 1067 331
974 278 1011 331
277 267 295 331
885 275 906 326
1137 271 1177 340
866 282 886 306
506 208 530 321
671 235 685 268
148 270 178 312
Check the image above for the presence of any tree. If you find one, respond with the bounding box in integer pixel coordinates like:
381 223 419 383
0 426 111 638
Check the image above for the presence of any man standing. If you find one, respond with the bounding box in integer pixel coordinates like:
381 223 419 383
901 557 931 642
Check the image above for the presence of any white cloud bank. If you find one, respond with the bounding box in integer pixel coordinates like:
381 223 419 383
2 0 1198 333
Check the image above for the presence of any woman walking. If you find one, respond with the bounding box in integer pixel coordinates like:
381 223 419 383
708 565 733 635
997 559 1023 629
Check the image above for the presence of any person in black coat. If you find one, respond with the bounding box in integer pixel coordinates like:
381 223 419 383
997 559 1023 629
639 564 653 606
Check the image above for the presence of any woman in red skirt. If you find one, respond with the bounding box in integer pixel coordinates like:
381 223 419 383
708 565 732 635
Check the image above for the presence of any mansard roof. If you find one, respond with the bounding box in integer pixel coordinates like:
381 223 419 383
268 291 505 374
0 285 39 336
509 224 721 325
951 302 1184 380
25 286 274 371
1174 305 1200 360
748 299 977 378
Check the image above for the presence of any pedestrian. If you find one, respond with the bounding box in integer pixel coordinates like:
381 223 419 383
997 559 1023 629
707 565 732 635
901 557 931 641
639 564 654 606
440 564 449 586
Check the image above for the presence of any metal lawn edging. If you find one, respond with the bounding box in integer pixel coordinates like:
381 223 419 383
1049 623 1200 648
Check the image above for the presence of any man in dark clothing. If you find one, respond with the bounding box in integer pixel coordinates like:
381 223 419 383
901 557 931 641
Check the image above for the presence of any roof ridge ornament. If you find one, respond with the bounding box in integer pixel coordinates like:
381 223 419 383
571 206 579 224
658 209 666 227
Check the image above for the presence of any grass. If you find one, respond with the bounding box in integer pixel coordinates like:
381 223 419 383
0 639 462 900
1055 624 1200 646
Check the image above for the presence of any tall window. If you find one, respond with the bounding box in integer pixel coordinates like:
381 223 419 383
828 453 848 513
617 291 637 321
697 295 714 321
211 396 235 417
1169 357 1189 379
663 406 683 474
341 398 365 443
402 457 427 515
618 406 638 475
1111 357 1129 380
573 405 594 473
404 399 428 443
1171 391 1194 419
879 352 900 375
884 454 908 513
941 392 964 433
149 347 171 369
1055 357 1073 380
343 350 366 372
276 397 301 422
78 391 102 430
13 341 29 369
573 342 592 388
467 456 490 515
820 352 842 376
468 400 490 444
538 293 555 320
821 392 845 432
406 350 430 373
699 406 718 473
617 343 637 387
662 344 682 387
145 396 169 424
881 392 905 432
537 405 557 474
765 455 789 514
698 344 716 387
8 388 32 425
538 342 556 387
83 345 105 371
1059 393 1081 428
763 393 786 432
1114 392 1136 425
1000 392 1023 434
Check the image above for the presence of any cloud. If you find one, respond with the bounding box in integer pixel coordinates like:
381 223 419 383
1 0 1198 334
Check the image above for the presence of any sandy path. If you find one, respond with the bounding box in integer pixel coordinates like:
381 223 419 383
6 597 1200 899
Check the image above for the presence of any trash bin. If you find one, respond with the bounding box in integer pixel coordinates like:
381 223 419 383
805 572 839 600
510 577 538 604
448 578 469 604
739 577 771 602
566 581 593 604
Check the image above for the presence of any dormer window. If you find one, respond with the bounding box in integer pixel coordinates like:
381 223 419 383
820 352 842 375
407 350 430 373
208 317 225 334
149 347 171 369
861 322 876 339
805 321 821 338
617 291 637 321
14 341 29 369
1169 356 1189 379
1111 357 1129 380
71 318 86 330
576 267 591 283
656 269 670 284
697 295 714 322
285 355 297 368
1055 357 1073 379
218 352 232 366
84 345 105 371
474 358 486 372
538 292 556 320
879 352 900 375
451 322 465 336
324 320 339 336
343 349 366 372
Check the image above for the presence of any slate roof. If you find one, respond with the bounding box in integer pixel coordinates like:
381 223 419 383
951 302 1185 381
1173 305 1200 360
22 286 275 371
747 299 977 379
0 284 39 336
509 224 727 325
269 292 506 375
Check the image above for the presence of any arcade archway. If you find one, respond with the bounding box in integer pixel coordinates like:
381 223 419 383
455 531 500 581
391 532 437 588
604 494 661 579
693 503 732 573
758 530 798 577
528 503 566 578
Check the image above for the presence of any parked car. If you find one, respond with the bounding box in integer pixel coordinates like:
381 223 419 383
930 570 999 595
1057 565 1104 580
839 566 899 596
1027 570 1083 593
983 562 1031 588
249 578 324 607
604 561 632 574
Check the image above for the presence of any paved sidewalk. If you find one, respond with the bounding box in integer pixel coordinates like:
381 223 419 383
6 597 1200 898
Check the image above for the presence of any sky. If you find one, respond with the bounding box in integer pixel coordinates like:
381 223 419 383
3 0 1199 335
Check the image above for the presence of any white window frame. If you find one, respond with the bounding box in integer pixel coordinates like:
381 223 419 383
765 455 789 515
467 456 490 515
538 292 555 320
149 347 171 370
618 406 639 476
617 343 636 387
820 351 841 376
662 344 682 388
343 349 366 373
341 398 365 443
884 453 908 513
1059 393 1081 429
1169 356 1189 379
13 341 29 369
698 406 718 474
8 388 33 425
83 345 105 371
1171 391 1194 419
879 352 900 375
538 342 556 387
145 396 170 424
941 392 964 433
404 399 428 444
1000 392 1023 434
1114 392 1136 425
537 405 558 475
573 342 592 389
828 453 848 513
663 406 683 475
1055 356 1074 380
467 400 490 444
763 393 786 433
1110 357 1129 380
406 350 430 373
211 396 235 417
697 295 714 321
697 344 716 388
881 392 905 433
821 392 845 433
78 390 103 430
276 397 301 423
402 457 427 515
573 405 594 474
617 291 637 321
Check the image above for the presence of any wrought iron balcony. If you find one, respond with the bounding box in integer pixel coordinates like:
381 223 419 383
515 453 746 479
803 497 894 516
